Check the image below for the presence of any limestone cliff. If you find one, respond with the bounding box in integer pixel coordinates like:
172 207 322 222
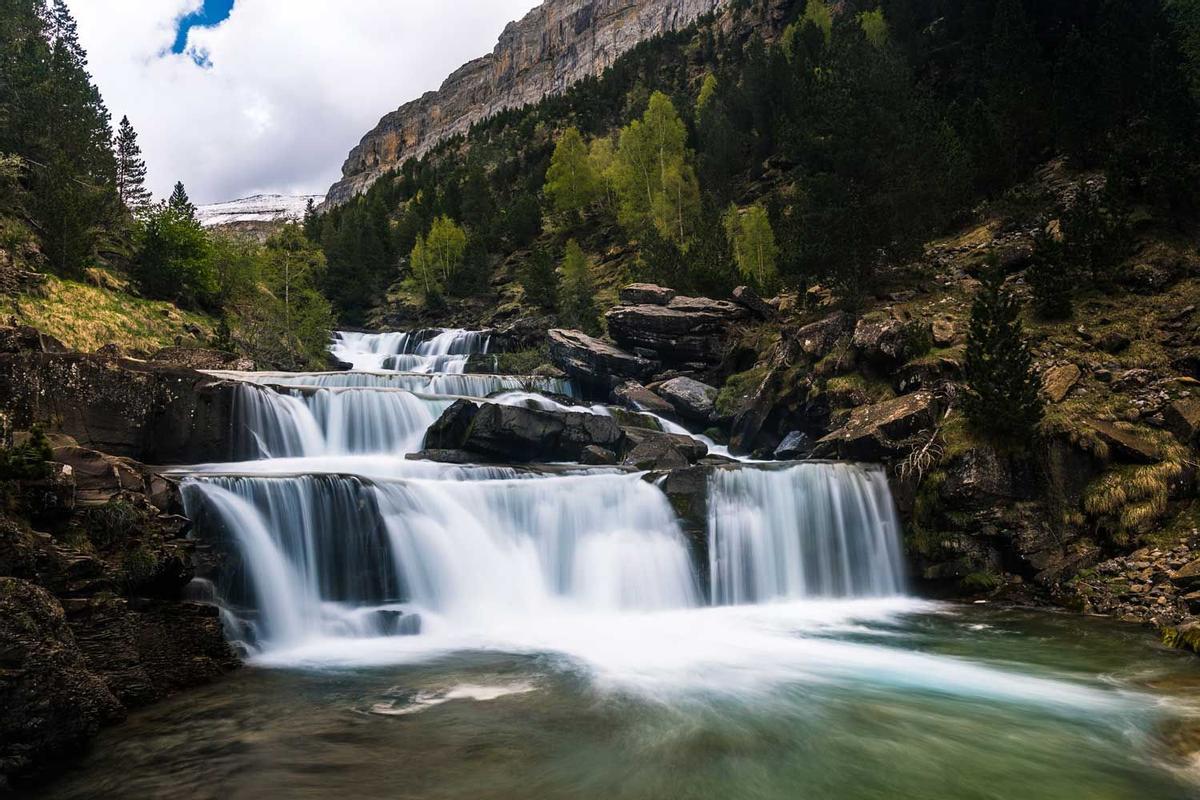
325 0 728 206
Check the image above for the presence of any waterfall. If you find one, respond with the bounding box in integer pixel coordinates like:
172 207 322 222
183 472 700 648
707 464 906 604
218 370 576 398
331 329 491 373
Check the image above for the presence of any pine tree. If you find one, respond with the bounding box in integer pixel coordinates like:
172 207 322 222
558 239 599 334
963 261 1043 444
302 198 321 241
168 181 196 220
1028 226 1074 319
114 115 151 215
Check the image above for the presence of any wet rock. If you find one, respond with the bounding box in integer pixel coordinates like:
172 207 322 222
373 610 421 636
0 578 123 790
796 312 853 358
732 285 776 320
1086 419 1162 464
424 401 623 463
621 427 708 464
623 438 690 470
815 391 938 461
1041 364 1082 403
1164 398 1200 445
611 381 674 416
605 296 748 367
619 283 676 306
653 377 718 422
405 449 479 465
547 329 657 393
774 431 813 460
422 399 479 450
580 445 618 466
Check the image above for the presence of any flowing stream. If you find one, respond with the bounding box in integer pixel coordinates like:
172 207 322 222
41 330 1200 799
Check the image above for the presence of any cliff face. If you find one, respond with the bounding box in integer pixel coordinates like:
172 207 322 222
325 0 728 207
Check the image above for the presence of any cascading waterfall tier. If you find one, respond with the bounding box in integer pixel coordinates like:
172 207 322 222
707 463 906 604
183 471 700 650
214 369 576 398
331 329 491 373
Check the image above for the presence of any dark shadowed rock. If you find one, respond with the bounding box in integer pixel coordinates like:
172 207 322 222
0 325 67 355
581 445 618 465
421 401 623 463
547 329 657 393
732 285 776 319
422 399 480 450
797 312 853 358
1086 419 1162 464
605 296 748 367
654 377 718 422
621 427 708 463
150 347 254 372
852 314 910 368
611 381 674 416
1165 398 1200 446
405 449 480 465
816 391 938 461
774 432 813 460
619 283 676 306
623 438 690 470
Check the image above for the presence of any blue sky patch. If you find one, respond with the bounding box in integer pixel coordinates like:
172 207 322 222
172 0 235 63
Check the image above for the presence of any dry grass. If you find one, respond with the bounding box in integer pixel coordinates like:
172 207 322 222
5 274 215 354
1083 429 1188 541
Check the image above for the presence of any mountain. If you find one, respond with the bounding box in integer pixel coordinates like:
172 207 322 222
324 0 728 207
196 194 324 227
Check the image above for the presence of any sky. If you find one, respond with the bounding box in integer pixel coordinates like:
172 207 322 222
69 0 541 205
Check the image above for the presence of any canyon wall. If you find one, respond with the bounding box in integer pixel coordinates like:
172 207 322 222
325 0 728 207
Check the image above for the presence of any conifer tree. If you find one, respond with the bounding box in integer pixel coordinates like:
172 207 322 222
168 181 196 220
558 239 599 334
114 115 151 215
963 261 1043 444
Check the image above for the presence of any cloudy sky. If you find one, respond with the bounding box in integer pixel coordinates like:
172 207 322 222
69 0 540 204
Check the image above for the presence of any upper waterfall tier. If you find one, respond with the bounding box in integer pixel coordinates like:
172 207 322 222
331 330 492 374
211 370 576 398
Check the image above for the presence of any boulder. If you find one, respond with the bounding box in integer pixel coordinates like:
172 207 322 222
1041 364 1082 403
852 314 910 367
654 377 718 422
150 347 253 372
611 381 674 416
0 325 66 355
621 427 708 464
732 285 776 320
619 283 676 306
816 391 938 462
623 438 690 470
421 401 623 464
1172 559 1200 590
931 318 958 347
605 296 748 367
1086 419 1162 464
796 312 853 358
1164 398 1200 445
547 329 657 393
580 445 618 466
0 578 123 790
774 431 813 461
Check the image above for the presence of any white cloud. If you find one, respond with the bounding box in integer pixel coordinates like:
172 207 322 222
68 0 541 204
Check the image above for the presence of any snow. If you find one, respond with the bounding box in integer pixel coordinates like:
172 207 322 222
196 194 325 227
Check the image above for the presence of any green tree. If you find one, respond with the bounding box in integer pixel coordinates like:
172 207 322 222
114 115 151 216
963 263 1043 444
168 181 196 220
1027 227 1074 319
612 92 700 247
558 239 599 333
134 202 213 308
408 215 466 300
723 203 779 292
517 248 557 310
544 126 600 221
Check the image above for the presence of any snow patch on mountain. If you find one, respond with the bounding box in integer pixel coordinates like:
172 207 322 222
197 194 324 227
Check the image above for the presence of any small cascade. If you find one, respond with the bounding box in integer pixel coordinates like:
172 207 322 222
707 464 906 604
184 472 700 648
219 370 575 398
331 329 491 373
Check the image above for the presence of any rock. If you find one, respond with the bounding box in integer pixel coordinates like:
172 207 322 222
50 446 155 508
423 401 623 463
0 578 123 789
939 447 1018 510
654 377 718 422
373 610 421 636
0 353 238 464
1097 331 1131 354
732 286 776 319
621 427 708 463
1041 364 1082 403
325 0 724 205
93 343 125 359
1164 398 1200 445
623 438 690 470
852 314 909 367
931 318 958 347
547 329 657 393
605 296 748 367
1086 419 1162 464
0 325 66 354
1172 559 1200 590
796 311 853 358
619 283 676 306
774 432 813 460
815 391 938 462
611 381 674 416
580 445 618 465
405 449 480 465
149 347 253 372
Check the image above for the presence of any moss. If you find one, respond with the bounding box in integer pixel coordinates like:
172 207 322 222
491 348 550 375
6 275 215 353
716 366 769 416
908 470 947 557
1161 625 1200 654
962 571 1003 592
82 499 143 550
823 373 895 407
122 545 159 590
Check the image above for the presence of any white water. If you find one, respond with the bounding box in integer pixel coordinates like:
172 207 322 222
331 329 491 373
176 326 1160 719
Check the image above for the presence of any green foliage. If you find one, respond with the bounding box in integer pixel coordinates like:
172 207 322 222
723 203 779 293
133 202 214 309
558 239 599 334
0 426 53 481
167 181 196 220
114 116 150 216
963 263 1043 445
544 126 600 221
408 215 468 301
82 499 141 550
1028 227 1074 319
517 248 558 310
